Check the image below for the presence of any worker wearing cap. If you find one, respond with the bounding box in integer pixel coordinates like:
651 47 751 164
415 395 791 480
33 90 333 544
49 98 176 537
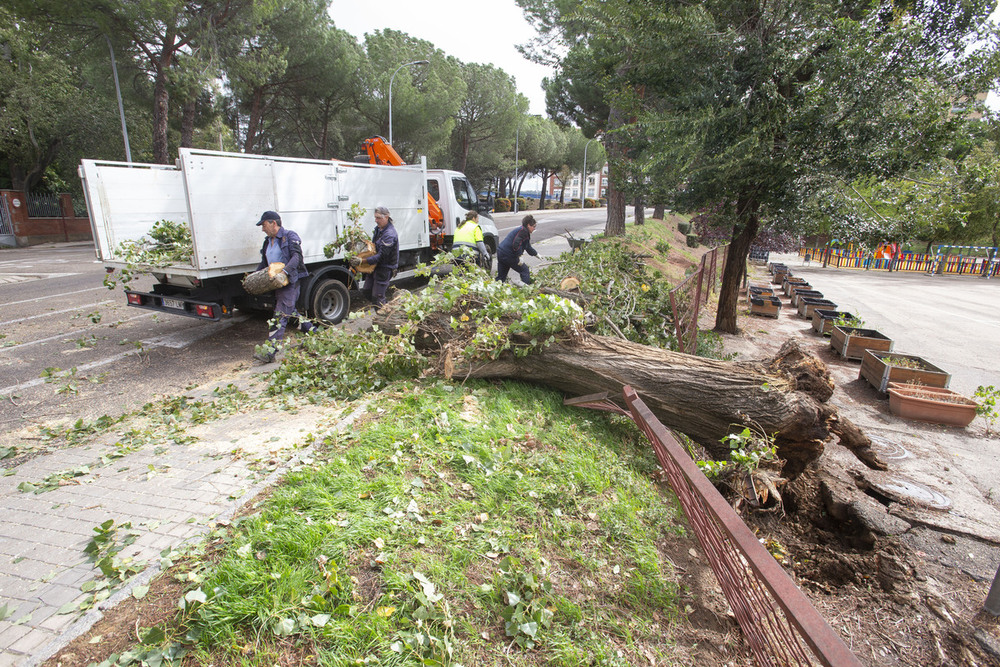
350 205 398 308
254 210 312 363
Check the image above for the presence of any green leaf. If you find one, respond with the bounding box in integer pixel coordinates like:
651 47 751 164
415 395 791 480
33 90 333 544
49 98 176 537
132 585 150 600
57 601 79 614
140 625 166 644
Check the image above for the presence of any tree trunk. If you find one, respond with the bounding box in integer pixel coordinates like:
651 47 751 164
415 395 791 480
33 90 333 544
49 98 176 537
151 33 175 165
714 197 760 334
539 168 549 210
372 304 883 477
180 98 196 148
634 194 645 225
653 203 665 220
604 104 628 236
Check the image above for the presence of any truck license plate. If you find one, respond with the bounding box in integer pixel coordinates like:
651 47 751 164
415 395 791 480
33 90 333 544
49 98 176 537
162 298 185 310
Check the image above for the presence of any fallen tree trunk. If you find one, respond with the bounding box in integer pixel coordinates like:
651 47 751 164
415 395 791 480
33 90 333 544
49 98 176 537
374 303 885 476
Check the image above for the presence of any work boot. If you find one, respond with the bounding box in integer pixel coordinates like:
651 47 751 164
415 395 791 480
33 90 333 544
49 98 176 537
253 350 275 364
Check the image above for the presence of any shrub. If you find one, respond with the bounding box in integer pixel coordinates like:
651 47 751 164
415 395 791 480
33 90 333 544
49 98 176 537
584 198 598 208
677 221 692 235
599 198 607 207
686 233 699 248
566 200 582 209
494 198 512 213
516 197 528 211
655 240 671 254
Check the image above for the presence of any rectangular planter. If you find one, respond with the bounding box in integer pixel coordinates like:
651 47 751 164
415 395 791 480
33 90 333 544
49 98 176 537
797 297 838 319
811 310 859 336
768 262 787 275
772 269 789 285
887 383 978 427
749 295 782 318
831 326 892 360
859 350 950 393
783 278 810 297
790 288 823 308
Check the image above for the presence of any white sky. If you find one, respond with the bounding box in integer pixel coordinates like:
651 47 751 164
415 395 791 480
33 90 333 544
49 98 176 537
328 0 553 115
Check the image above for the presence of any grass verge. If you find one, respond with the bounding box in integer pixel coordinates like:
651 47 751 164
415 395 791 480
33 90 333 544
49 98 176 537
91 379 691 666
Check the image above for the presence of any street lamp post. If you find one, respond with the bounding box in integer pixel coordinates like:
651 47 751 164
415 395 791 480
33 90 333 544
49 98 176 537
105 35 132 164
582 138 598 204
388 60 429 147
513 124 520 214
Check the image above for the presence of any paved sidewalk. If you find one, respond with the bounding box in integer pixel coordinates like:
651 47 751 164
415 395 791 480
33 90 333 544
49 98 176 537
0 374 365 666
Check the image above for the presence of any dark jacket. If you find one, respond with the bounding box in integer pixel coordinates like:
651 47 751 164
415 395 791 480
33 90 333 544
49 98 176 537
498 226 537 263
257 228 308 283
367 222 399 270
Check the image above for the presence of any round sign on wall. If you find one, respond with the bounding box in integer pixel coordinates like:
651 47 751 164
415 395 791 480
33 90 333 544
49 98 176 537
11 198 21 208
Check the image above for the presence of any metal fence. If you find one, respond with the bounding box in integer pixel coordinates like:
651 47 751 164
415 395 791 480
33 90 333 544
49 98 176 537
569 388 862 667
26 192 62 218
669 245 728 354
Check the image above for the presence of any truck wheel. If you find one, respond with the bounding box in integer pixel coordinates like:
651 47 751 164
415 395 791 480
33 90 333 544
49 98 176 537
311 279 350 324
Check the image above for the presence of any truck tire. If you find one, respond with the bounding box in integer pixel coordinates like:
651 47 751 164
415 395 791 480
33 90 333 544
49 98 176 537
311 278 350 324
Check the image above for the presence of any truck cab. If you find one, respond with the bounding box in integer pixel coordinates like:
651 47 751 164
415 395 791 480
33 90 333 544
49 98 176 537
427 169 499 264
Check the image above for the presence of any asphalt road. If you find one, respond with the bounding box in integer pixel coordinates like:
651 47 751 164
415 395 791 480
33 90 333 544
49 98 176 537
771 253 1000 396
0 207 612 449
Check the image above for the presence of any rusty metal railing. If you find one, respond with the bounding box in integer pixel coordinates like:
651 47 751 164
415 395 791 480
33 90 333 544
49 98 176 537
570 388 862 667
668 244 729 354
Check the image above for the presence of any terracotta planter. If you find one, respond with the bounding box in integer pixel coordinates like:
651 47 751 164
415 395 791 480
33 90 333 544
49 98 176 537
830 326 892 360
749 295 782 318
797 297 838 319
887 383 978 427
790 288 823 308
859 350 950 393
811 309 859 336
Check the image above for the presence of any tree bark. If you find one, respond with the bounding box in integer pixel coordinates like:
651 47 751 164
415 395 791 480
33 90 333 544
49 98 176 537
180 98 196 148
634 194 645 225
653 203 665 220
715 196 760 334
604 104 628 236
372 307 885 477
151 30 176 164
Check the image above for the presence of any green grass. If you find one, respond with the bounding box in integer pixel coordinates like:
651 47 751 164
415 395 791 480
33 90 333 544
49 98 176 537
154 380 689 666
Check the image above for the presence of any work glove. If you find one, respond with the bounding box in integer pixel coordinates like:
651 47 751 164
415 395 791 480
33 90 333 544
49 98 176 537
349 256 362 268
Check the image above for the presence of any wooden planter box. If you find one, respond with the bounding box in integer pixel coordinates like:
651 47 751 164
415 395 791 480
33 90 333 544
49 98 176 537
887 383 978 427
768 262 787 275
859 350 950 393
747 286 774 302
782 276 809 296
797 297 838 319
772 269 789 285
790 288 823 308
831 326 892 360
811 309 859 336
749 295 782 318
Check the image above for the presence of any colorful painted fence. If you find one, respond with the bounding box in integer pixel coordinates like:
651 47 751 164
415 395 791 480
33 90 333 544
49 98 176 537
800 247 1000 277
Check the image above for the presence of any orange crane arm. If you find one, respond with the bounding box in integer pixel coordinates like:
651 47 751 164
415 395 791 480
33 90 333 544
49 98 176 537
359 136 443 228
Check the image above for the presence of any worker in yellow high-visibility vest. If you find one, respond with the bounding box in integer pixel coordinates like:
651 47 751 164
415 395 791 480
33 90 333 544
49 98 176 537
452 210 488 267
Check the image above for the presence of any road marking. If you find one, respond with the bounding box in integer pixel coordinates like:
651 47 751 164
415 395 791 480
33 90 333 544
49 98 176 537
0 313 156 350
1 286 108 307
0 300 115 326
0 272 79 285
0 315 250 395
141 315 248 349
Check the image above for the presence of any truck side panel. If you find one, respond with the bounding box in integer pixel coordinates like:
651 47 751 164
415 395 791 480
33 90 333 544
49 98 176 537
80 161 189 263
337 164 427 251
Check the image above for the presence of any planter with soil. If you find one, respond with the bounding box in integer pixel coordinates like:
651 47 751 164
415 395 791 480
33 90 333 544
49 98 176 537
830 326 893 360
811 309 859 336
782 276 810 296
749 295 782 318
859 350 951 393
772 267 789 285
790 288 823 308
797 297 838 319
887 382 978 427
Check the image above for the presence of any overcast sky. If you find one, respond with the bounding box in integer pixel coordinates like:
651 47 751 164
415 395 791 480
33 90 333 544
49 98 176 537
328 0 553 115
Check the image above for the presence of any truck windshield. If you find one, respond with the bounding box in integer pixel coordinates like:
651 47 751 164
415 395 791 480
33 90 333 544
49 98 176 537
452 177 477 210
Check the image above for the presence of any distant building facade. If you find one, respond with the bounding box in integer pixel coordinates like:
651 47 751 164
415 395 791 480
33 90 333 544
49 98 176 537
547 164 609 201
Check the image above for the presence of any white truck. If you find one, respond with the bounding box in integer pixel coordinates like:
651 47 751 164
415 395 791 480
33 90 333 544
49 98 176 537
79 147 498 324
